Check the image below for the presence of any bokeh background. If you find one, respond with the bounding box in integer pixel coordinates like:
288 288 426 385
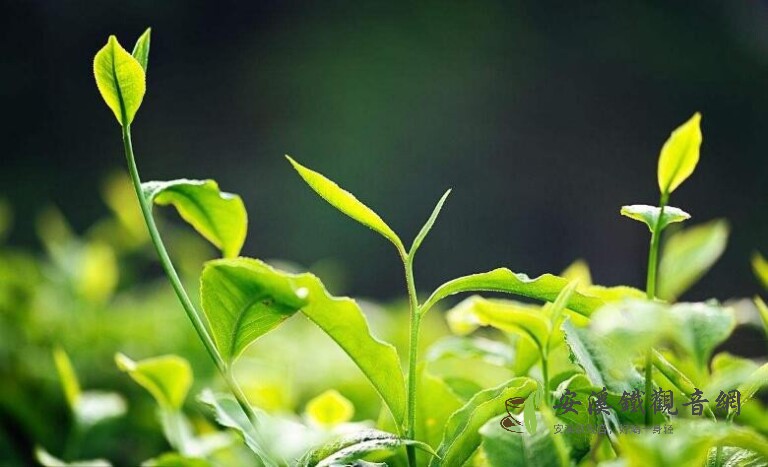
5 1 768 300
2 1 768 465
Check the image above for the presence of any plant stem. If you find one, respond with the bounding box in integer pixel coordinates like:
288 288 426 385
643 193 669 425
121 126 276 466
541 350 550 406
402 252 420 467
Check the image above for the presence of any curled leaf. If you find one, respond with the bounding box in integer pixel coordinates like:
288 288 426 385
620 204 690 233
115 353 192 410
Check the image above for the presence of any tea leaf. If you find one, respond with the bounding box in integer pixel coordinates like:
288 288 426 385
446 296 550 351
429 377 537 467
305 390 354 427
561 259 592 287
409 189 451 259
131 28 151 73
737 362 768 406
416 369 464 449
547 280 578 329
286 156 404 253
755 297 768 338
523 391 537 435
116 353 192 410
422 268 613 317
620 420 768 467
142 453 208 467
93 35 146 126
298 429 436 467
35 447 111 467
620 204 690 233
199 390 273 462
752 252 768 290
201 258 406 424
53 347 81 410
479 410 569 467
657 112 702 195
142 179 247 258
658 219 729 301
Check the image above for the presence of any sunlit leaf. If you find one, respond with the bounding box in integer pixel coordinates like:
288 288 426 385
53 347 81 411
116 353 192 410
657 112 702 195
93 35 146 126
201 258 406 424
287 156 404 253
561 259 592 288
480 409 569 467
416 368 464 450
752 252 768 290
131 28 151 73
409 189 451 259
198 390 274 462
142 179 247 258
620 419 768 467
425 336 514 368
658 219 729 301
445 296 550 351
713 447 768 467
35 447 111 467
421 268 616 318
298 429 436 467
523 391 537 435
305 390 354 427
737 362 768 407
620 204 690 233
429 377 537 467
142 452 209 467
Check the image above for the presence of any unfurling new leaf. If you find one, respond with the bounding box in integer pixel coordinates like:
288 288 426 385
286 156 404 253
142 179 248 258
657 112 702 195
93 35 146 126
131 28 151 73
620 204 690 233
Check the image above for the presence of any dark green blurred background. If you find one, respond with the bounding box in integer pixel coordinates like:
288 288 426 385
4 1 768 302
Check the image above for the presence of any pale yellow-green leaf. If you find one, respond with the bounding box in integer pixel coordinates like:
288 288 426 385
657 112 703 195
560 259 592 288
305 389 354 427
53 347 81 411
658 219 729 301
286 156 404 253
620 204 690 233
752 252 768 290
35 446 112 467
93 35 146 126
755 297 768 338
116 353 192 410
131 28 151 72
142 179 248 258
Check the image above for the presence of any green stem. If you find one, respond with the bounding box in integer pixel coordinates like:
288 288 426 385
644 193 669 426
541 349 550 406
121 125 276 467
403 252 420 467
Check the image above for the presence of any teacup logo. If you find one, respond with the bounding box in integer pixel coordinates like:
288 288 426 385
501 392 538 435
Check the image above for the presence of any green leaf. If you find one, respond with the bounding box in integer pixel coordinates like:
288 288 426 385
416 368 464 450
620 420 768 467
620 204 690 233
131 28 151 73
201 257 406 424
142 179 247 258
591 300 735 373
305 389 354 427
425 336 514 367
657 112 703 195
115 353 192 410
421 268 615 318
737 362 768 407
445 296 550 352
35 447 111 467
658 219 729 301
752 252 768 290
561 259 592 287
409 189 451 259
546 280 579 331
142 452 209 467
286 156 404 253
714 447 768 467
523 391 537 435
298 429 437 467
429 377 537 467
93 35 146 126
53 347 81 410
480 410 570 467
755 297 768 338
198 390 274 462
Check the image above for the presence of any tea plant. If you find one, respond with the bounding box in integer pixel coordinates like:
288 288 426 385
87 29 768 466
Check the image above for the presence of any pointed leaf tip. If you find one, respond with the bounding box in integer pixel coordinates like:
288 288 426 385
94 34 146 126
658 112 703 195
